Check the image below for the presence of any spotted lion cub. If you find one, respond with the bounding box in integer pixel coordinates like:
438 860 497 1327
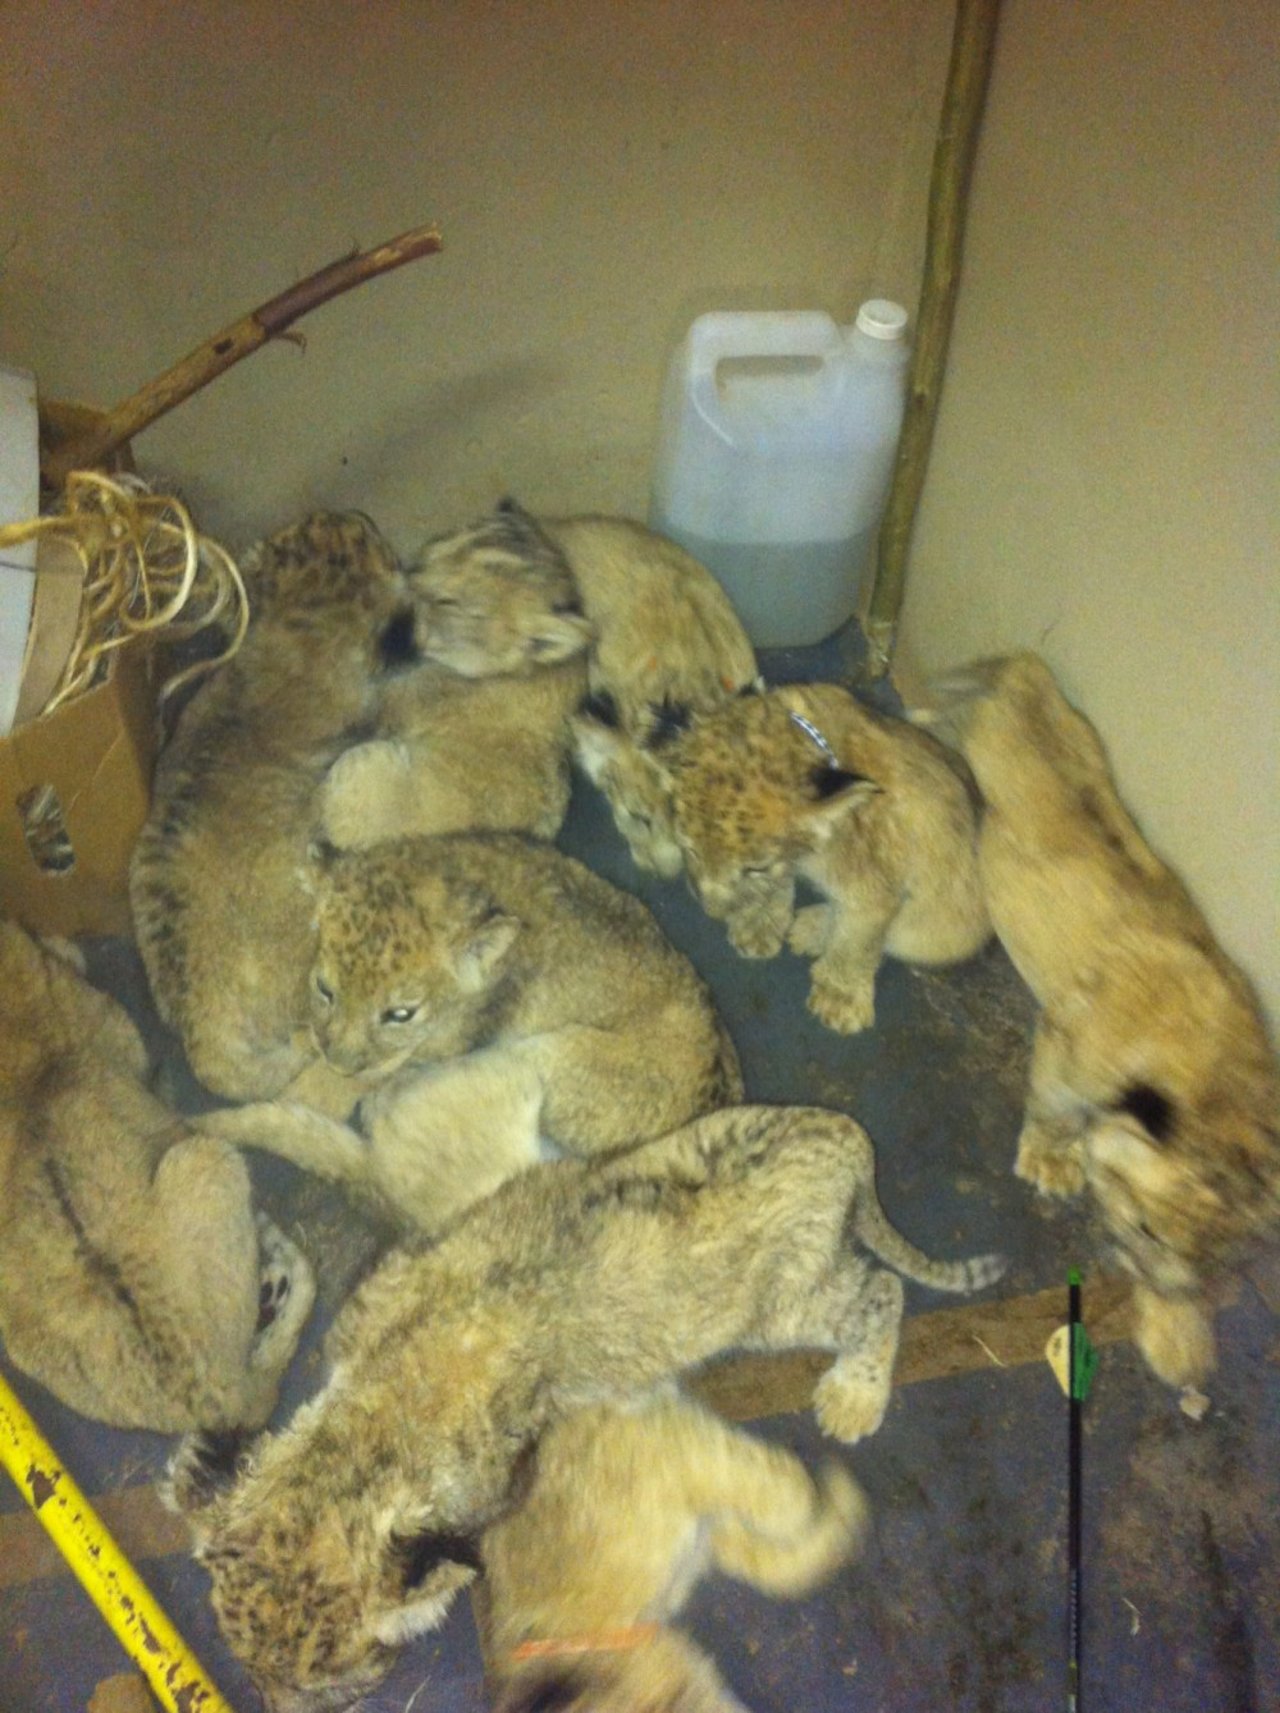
208 831 743 1233
134 509 592 1101
933 652 1280 1394
0 923 313 1432
662 682 990 1032
319 502 592 850
486 1394 867 1713
166 1104 1002 1711
130 511 417 1101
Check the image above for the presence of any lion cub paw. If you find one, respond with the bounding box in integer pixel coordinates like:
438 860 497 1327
813 1367 890 1444
807 975 876 1035
253 1214 315 1335
1015 1124 1085 1198
787 903 832 958
727 913 789 960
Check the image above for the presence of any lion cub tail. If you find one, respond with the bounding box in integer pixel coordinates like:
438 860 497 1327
853 1193 1006 1295
709 1461 868 1597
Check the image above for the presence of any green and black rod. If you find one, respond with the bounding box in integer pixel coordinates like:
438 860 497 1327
1067 1268 1098 1712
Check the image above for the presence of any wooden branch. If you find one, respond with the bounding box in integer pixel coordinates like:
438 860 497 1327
864 0 1001 676
41 221 443 488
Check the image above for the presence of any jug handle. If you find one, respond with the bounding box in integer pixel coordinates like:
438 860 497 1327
687 311 844 436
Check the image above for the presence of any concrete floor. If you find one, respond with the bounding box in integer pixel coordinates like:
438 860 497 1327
2 636 1277 1713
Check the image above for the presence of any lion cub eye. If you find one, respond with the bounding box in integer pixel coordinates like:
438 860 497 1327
380 1004 420 1026
314 975 335 1005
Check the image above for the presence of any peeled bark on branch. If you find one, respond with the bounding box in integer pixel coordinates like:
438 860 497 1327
864 0 1001 676
40 221 443 489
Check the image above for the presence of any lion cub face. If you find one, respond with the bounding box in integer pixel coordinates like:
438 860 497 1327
666 693 873 917
309 844 518 1076
166 1432 479 1713
571 692 686 877
405 501 592 677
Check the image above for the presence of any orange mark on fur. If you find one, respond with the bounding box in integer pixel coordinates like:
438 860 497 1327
510 1624 661 1661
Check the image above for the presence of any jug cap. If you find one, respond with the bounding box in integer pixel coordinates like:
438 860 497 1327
854 299 908 341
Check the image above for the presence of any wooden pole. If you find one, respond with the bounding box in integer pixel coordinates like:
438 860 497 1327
41 221 443 488
864 0 1001 677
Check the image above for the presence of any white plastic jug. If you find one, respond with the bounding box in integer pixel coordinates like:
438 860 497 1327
649 302 910 648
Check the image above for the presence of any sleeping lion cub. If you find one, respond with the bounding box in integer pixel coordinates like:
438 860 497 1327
661 682 990 1032
166 1103 1002 1711
485 1394 867 1713
319 501 592 850
0 923 313 1432
133 510 592 1101
324 501 759 871
932 652 1280 1394
206 831 743 1233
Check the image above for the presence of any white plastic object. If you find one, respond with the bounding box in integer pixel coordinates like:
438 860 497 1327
649 304 910 648
0 363 40 735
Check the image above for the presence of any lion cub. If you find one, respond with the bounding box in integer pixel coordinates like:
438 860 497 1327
486 1394 867 1713
211 831 743 1233
935 652 1280 1393
546 507 759 876
325 501 760 873
319 502 592 850
130 511 416 1101
661 682 990 1032
0 923 313 1431
133 509 592 1101
166 1103 1002 1709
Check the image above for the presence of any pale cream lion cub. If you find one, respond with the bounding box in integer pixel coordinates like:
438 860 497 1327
319 502 592 850
0 923 313 1432
166 1103 1002 1711
208 831 743 1233
934 651 1280 1395
485 1394 867 1713
663 682 990 1032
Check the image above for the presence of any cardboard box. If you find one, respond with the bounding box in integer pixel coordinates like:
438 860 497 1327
0 634 157 937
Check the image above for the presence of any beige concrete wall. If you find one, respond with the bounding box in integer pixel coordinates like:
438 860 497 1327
899 0 1280 1025
3 0 1274 1021
0 0 947 548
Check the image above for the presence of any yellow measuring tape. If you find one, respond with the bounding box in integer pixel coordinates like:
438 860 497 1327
0 1370 236 1713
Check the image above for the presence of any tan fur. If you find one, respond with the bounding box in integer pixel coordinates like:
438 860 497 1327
940 651 1280 1390
662 683 990 1032
403 499 593 679
0 922 313 1431
206 831 744 1233
485 1394 867 1713
131 507 593 1102
166 1104 1002 1710
322 503 758 870
319 504 593 849
129 512 413 1100
319 660 586 849
552 511 759 876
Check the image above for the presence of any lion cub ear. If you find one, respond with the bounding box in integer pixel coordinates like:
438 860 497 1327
803 766 880 838
453 906 519 992
528 608 593 664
